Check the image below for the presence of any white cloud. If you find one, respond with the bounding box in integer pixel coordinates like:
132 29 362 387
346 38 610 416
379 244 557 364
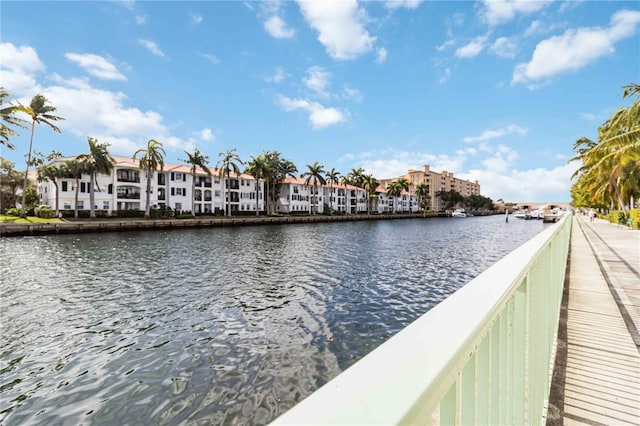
436 39 456 52
264 15 296 39
342 84 363 102
513 9 640 85
138 39 165 57
65 53 126 81
0 43 45 96
490 37 518 58
199 53 221 64
297 0 376 60
191 13 203 26
455 35 488 58
265 67 288 83
276 95 348 129
384 0 423 10
303 66 332 97
375 47 388 63
200 128 214 142
464 163 573 202
135 15 146 25
464 124 528 143
121 0 135 11
438 68 451 84
481 0 552 26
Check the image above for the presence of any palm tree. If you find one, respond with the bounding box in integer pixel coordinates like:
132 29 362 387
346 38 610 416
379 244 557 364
570 84 640 213
386 181 403 213
133 139 165 219
301 161 326 215
340 175 352 214
181 148 211 217
20 94 64 217
216 148 243 217
325 168 340 214
37 160 67 216
415 183 431 217
362 174 379 214
0 87 29 150
78 137 115 219
65 158 87 218
245 155 268 216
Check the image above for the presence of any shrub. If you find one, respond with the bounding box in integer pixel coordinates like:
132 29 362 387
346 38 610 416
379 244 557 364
34 205 56 218
630 209 639 229
5 207 20 216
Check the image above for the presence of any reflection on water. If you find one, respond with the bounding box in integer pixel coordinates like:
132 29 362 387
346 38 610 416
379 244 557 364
0 216 549 424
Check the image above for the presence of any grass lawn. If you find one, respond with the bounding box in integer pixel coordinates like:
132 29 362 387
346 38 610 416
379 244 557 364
0 215 64 224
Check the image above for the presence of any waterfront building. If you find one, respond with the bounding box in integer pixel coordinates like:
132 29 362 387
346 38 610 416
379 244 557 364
379 165 481 212
37 156 265 215
276 177 368 214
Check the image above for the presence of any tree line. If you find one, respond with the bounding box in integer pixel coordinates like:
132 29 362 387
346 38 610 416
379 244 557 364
1 86 493 220
570 83 639 217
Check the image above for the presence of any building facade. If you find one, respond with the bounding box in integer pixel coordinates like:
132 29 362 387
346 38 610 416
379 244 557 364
379 165 481 212
37 156 265 215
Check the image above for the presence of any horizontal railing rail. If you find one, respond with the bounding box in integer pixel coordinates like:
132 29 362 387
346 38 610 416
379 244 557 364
272 214 571 425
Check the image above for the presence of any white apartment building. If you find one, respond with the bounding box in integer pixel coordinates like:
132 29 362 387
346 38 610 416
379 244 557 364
37 156 265 215
276 178 368 214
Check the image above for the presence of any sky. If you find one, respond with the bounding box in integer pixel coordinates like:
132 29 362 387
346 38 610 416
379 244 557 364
1 0 639 203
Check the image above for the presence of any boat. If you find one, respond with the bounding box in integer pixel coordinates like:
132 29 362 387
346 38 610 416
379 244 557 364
451 209 467 218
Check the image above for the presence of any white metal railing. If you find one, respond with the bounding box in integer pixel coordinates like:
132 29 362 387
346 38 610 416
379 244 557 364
272 214 571 425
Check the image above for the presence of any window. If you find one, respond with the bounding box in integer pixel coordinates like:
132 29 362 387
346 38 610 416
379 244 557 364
103 201 109 210
77 201 84 209
62 181 68 192
108 184 113 194
175 203 182 211
63 202 71 209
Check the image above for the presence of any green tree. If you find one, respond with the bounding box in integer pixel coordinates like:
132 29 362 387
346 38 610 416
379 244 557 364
216 148 243 217
245 155 268 216
415 183 431 216
37 159 67 216
20 94 64 217
0 158 24 213
181 148 211 217
325 168 340 214
301 161 326 215
0 87 29 150
79 137 115 219
133 139 165 219
340 175 352 214
362 174 379 214
65 158 87 218
386 181 403 213
570 84 640 213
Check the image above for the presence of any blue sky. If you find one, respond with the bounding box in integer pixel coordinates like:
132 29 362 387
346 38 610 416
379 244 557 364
1 0 639 202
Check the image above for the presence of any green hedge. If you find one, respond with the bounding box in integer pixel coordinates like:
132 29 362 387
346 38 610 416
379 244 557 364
608 209 640 229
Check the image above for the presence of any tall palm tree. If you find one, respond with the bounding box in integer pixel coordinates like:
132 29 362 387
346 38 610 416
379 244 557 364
20 94 64 217
0 87 29 150
415 183 431 217
325 168 340 214
386 181 403 213
37 159 66 216
340 175 352 214
133 139 165 219
362 174 379 215
65 158 87 218
78 137 115 219
181 148 211 217
245 155 268 216
216 148 243 217
301 161 326 215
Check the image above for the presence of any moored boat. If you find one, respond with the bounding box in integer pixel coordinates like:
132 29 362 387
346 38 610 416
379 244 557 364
451 209 467 217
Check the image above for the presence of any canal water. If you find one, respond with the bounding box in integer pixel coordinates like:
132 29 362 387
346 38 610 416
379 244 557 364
1 215 550 425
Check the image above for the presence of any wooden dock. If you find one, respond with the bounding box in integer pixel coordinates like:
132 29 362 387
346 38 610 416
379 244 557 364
547 215 640 425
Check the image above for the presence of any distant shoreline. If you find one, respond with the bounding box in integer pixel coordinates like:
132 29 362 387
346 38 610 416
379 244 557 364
1 213 453 237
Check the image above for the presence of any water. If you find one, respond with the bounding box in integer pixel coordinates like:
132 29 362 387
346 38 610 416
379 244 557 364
1 215 549 425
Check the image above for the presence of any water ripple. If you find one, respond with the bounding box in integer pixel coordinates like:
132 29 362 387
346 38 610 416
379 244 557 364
1 216 548 425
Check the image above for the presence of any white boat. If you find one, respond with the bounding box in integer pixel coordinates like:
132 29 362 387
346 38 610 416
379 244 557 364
513 210 527 219
451 209 467 217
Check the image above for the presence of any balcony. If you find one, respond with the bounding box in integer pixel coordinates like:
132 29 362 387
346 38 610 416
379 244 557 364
117 176 140 183
117 193 141 199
